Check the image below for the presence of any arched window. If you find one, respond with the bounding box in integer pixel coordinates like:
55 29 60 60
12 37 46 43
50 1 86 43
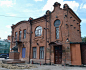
35 26 42 37
54 20 60 39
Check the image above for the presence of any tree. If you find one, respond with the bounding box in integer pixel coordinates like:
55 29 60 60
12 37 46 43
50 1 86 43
82 37 86 42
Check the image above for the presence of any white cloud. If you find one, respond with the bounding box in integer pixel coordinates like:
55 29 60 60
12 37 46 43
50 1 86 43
6 25 11 28
26 3 33 7
6 13 17 17
5 31 7 34
34 0 43 2
63 1 79 11
83 4 86 9
23 9 32 13
79 3 86 9
5 31 11 35
82 19 86 23
42 0 79 12
10 14 16 17
42 0 61 11
80 3 83 9
0 0 16 7
23 9 41 13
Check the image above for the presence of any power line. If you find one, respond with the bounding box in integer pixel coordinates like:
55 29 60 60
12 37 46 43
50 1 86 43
0 15 29 18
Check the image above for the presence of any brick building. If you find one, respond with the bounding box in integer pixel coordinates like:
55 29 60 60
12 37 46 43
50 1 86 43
7 35 11 41
10 2 84 65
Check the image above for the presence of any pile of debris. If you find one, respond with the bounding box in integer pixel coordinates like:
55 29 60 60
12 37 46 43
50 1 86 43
0 61 37 69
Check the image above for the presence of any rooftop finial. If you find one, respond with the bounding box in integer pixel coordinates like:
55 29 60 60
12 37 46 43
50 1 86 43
63 4 69 9
46 10 51 15
29 17 33 20
53 2 61 7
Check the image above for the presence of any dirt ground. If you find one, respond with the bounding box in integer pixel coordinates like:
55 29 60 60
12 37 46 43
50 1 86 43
0 59 86 70
29 65 86 70
0 60 37 69
0 64 86 70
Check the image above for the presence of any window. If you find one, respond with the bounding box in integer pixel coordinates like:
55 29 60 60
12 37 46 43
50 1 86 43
33 47 37 59
23 29 26 39
40 47 44 59
15 32 17 40
19 31 22 41
35 26 42 37
5 44 7 47
4 50 6 53
56 28 59 39
54 20 60 39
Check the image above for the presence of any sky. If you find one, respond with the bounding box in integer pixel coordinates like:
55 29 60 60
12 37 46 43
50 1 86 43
0 0 86 39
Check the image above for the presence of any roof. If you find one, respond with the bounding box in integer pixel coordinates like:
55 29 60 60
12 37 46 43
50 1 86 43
11 2 81 29
70 42 86 44
68 8 81 22
11 20 28 29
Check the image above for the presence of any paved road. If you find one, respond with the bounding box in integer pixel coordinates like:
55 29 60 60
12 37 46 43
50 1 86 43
0 58 5 61
0 65 86 70
29 65 86 70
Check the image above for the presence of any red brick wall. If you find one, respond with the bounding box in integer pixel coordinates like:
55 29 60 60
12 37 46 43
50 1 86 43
9 52 20 59
7 36 11 40
10 2 81 65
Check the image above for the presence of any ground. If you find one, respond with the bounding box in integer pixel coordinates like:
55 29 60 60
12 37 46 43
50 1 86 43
0 64 86 70
0 58 86 70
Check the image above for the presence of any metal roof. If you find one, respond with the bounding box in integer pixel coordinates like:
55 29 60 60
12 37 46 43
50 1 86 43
70 42 86 44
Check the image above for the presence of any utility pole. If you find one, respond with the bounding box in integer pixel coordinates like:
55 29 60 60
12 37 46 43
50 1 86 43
28 17 33 63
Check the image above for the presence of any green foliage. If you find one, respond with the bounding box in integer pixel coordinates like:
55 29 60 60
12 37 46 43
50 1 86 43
82 37 86 42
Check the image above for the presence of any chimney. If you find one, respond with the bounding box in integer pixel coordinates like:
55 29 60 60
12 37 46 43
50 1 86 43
7 35 11 40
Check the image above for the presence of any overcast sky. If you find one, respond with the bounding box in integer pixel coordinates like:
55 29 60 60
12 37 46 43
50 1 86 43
0 0 86 39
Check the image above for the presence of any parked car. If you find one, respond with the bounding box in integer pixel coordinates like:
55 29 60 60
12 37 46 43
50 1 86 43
0 54 7 59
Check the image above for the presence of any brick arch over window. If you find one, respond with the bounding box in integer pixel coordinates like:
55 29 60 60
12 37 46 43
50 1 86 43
35 26 42 37
54 20 61 39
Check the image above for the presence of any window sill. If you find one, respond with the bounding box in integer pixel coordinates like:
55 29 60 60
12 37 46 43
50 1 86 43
34 36 42 39
55 39 60 41
39 58 44 59
32 58 36 59
23 38 26 40
22 57 25 58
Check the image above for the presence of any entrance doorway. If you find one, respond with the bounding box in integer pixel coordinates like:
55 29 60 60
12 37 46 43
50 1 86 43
81 44 86 65
22 48 26 58
54 46 62 64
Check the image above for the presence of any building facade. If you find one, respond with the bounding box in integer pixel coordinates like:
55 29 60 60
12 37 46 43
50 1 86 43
10 2 82 65
0 40 10 55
